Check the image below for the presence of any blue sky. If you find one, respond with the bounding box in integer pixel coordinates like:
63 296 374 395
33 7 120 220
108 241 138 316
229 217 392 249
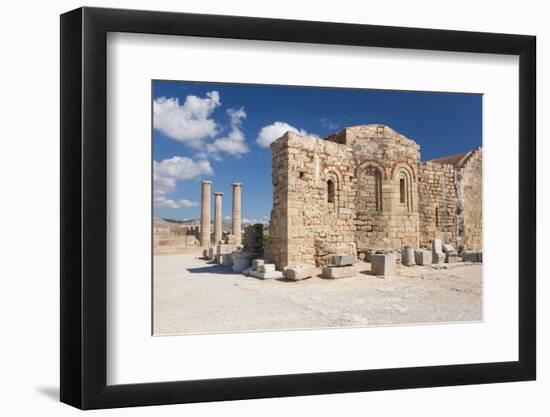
153 80 482 221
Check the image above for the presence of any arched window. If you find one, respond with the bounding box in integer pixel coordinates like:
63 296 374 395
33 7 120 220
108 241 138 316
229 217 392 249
399 177 406 204
327 179 335 203
364 165 383 212
396 167 413 212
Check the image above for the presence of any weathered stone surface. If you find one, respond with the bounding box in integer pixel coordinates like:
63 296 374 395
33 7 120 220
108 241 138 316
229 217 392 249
443 243 456 254
432 251 445 264
216 244 236 255
371 253 396 276
258 264 276 273
208 247 215 260
252 259 265 270
401 245 416 266
231 252 255 273
221 253 233 267
202 248 209 259
477 251 483 263
431 239 443 254
322 265 357 279
249 270 284 280
244 224 264 253
445 251 458 263
261 125 482 270
414 249 432 265
462 250 478 262
284 263 316 280
331 255 356 266
215 254 223 264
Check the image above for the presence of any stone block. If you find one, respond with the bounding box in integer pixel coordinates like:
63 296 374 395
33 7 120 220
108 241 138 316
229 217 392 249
258 264 276 273
442 243 456 254
462 250 478 262
401 245 415 266
221 253 233 267
249 270 284 280
445 251 458 263
331 255 356 266
252 259 265 270
202 249 209 258
432 251 445 264
371 254 396 276
322 265 357 279
231 252 255 273
208 247 215 260
216 244 236 255
431 239 442 254
215 254 223 264
414 250 432 265
284 263 316 281
477 251 483 263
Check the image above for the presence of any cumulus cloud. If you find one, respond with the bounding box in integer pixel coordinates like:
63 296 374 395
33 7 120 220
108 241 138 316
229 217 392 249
242 216 270 225
153 91 221 147
206 107 249 157
153 156 213 208
256 121 314 148
154 197 198 209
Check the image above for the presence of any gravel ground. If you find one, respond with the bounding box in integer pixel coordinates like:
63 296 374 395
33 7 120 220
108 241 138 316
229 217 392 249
153 251 482 335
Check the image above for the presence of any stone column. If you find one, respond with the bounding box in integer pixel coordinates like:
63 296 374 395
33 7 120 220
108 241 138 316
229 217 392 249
231 182 242 247
214 192 223 245
200 180 212 247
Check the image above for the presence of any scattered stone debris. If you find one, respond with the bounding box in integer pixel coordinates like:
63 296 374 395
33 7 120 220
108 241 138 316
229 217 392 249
401 245 416 266
284 263 316 281
371 253 396 277
414 249 432 266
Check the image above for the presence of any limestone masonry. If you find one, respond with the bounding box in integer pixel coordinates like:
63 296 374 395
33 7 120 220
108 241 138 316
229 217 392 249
264 124 482 270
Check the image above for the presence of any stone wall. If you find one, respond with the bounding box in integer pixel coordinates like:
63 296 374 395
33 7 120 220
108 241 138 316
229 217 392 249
417 162 458 249
266 124 482 269
456 148 483 251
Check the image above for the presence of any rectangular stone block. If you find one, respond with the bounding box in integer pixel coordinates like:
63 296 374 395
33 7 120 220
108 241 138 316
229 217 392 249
331 254 356 266
462 250 478 262
202 249 209 258
252 259 265 270
322 265 357 279
221 253 233 267
443 243 456 254
431 239 442 254
216 244 236 255
249 270 284 280
477 251 483 263
446 251 458 263
414 250 432 266
284 263 316 281
371 254 396 277
258 264 276 273
432 251 445 264
208 247 215 260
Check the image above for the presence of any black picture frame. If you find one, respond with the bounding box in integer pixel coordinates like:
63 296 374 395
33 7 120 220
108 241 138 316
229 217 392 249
60 6 536 410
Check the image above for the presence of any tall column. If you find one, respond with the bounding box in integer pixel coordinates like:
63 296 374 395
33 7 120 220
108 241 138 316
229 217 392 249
231 182 242 247
200 180 212 247
214 192 223 245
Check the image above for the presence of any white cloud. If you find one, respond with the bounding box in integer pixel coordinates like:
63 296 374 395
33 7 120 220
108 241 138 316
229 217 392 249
153 91 221 147
153 156 213 208
256 121 314 148
154 196 198 209
319 117 340 131
242 216 270 225
206 107 249 157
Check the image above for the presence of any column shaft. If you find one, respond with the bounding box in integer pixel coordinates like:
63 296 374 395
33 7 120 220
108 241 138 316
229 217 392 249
200 181 212 247
231 183 242 247
214 192 223 245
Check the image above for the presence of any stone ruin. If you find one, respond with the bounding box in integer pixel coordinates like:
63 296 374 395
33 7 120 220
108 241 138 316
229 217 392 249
264 124 483 271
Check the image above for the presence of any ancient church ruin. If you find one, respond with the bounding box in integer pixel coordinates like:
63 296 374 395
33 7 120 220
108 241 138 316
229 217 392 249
265 124 482 270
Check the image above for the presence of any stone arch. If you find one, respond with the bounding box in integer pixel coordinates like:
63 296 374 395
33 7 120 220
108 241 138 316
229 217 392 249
362 164 383 212
391 161 417 182
395 165 414 212
355 159 387 180
325 170 340 207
